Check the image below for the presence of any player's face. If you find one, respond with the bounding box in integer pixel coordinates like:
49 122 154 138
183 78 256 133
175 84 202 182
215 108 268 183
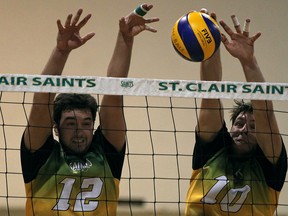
56 108 94 154
230 112 257 157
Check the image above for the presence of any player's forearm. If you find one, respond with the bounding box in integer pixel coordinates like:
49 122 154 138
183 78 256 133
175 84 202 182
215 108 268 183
242 56 281 159
197 49 224 141
200 49 222 81
241 56 274 109
31 47 69 110
199 49 223 110
107 31 133 78
41 47 70 76
241 55 265 83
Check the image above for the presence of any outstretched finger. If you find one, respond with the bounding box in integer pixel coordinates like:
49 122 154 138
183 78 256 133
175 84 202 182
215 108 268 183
221 33 229 46
210 12 217 21
243 19 250 37
57 19 64 32
144 17 160 24
219 20 234 36
133 4 153 17
65 14 73 28
82 32 96 44
144 25 157 33
231 15 241 33
200 8 208 14
76 13 92 29
251 32 261 43
71 9 83 26
141 3 153 12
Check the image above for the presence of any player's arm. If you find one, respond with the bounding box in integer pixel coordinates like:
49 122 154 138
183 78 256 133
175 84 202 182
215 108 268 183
220 16 283 164
245 59 282 164
196 11 224 143
23 9 95 152
99 4 159 152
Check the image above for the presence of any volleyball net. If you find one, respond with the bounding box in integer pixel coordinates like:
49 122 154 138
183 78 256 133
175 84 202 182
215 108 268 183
0 74 288 215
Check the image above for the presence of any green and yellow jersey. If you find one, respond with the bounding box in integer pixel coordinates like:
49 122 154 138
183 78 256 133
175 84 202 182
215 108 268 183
185 123 287 216
21 128 125 216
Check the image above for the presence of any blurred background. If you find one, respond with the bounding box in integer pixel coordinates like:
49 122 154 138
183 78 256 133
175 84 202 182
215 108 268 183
1 0 288 215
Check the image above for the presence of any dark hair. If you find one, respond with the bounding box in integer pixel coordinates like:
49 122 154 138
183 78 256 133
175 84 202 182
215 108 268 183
53 93 98 125
230 100 253 124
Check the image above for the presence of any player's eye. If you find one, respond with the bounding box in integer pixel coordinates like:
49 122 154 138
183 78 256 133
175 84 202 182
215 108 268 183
64 122 77 129
234 121 243 127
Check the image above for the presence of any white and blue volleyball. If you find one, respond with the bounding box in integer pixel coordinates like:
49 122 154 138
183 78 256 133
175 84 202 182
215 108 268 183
171 11 221 62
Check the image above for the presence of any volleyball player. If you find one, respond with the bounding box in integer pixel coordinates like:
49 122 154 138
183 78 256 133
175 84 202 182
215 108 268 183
185 11 287 215
21 5 159 215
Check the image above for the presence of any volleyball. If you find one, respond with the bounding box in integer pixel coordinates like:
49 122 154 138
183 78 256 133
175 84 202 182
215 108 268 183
171 11 221 62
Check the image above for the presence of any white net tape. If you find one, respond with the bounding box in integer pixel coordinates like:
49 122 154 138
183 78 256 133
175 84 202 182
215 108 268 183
1 74 288 100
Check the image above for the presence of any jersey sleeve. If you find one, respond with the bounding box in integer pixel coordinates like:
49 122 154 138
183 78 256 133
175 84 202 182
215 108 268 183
20 133 55 183
256 142 287 191
192 122 232 170
94 127 126 180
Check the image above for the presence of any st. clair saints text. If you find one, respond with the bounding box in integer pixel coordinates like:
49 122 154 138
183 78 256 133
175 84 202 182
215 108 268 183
158 81 287 94
0 76 96 87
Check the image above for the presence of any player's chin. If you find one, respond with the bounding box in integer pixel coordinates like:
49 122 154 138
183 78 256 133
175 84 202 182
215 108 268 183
71 144 89 154
232 140 245 148
232 142 251 155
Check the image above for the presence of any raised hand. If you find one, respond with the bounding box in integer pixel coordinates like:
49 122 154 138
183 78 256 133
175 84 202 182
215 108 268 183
219 15 261 62
119 4 160 38
56 9 95 52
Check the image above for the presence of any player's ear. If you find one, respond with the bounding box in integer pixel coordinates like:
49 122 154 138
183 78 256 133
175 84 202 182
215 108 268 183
53 123 59 137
